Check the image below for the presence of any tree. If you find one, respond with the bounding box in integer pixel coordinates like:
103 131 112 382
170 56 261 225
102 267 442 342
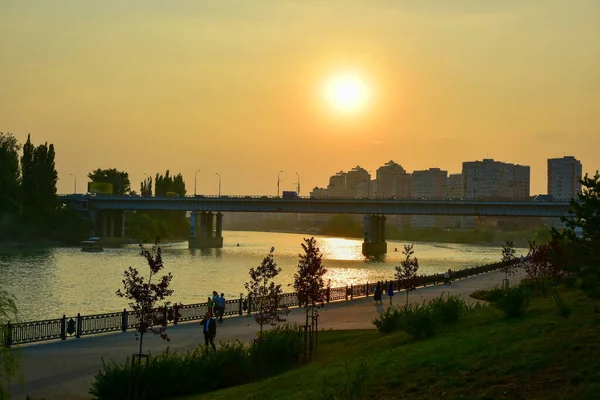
244 247 289 334
0 132 21 215
88 168 131 195
0 289 21 398
154 170 186 196
116 239 175 359
500 240 518 285
140 177 153 197
525 241 564 284
20 134 34 212
395 244 420 305
294 237 327 329
551 172 600 297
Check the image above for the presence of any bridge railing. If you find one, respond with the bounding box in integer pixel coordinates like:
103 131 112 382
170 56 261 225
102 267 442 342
1 260 517 347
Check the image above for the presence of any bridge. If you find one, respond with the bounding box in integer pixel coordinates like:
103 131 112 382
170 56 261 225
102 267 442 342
59 194 572 256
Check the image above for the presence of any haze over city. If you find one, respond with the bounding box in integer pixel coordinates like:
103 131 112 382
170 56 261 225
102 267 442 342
1 0 599 195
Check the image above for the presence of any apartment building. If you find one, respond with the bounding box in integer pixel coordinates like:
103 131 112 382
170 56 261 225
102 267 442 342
548 156 582 200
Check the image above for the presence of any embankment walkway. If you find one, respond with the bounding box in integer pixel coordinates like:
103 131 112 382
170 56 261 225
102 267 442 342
11 269 525 400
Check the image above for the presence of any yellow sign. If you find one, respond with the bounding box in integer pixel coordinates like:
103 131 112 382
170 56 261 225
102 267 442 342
88 182 113 194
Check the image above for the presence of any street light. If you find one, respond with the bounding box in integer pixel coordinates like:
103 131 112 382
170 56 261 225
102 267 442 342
277 170 283 197
295 172 300 195
215 173 221 197
194 169 201 197
69 173 76 194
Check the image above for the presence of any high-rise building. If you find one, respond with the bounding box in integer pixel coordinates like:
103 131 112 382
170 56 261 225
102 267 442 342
447 173 463 198
462 159 530 200
375 160 407 198
548 156 582 200
345 165 371 197
411 168 448 199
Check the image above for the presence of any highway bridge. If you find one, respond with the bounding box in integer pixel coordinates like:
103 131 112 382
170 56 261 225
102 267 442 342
59 194 571 256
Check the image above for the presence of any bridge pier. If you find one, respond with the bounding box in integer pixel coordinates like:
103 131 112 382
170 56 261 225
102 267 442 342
362 214 387 257
189 211 223 249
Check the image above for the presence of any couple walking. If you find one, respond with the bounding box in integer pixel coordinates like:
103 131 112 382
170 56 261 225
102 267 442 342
206 291 226 323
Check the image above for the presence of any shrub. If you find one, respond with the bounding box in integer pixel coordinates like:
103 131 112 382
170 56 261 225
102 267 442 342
560 274 579 289
429 293 466 324
397 303 437 339
250 323 302 377
470 287 505 302
553 290 573 318
372 306 401 333
490 285 531 318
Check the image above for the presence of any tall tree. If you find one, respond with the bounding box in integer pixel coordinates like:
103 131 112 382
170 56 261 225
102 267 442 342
245 247 288 334
88 168 131 195
294 237 327 329
32 142 58 219
552 172 600 297
0 132 21 215
395 244 420 305
140 177 153 197
20 134 35 211
500 240 518 285
154 170 186 196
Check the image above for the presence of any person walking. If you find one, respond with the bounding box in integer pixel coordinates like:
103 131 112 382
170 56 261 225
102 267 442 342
212 291 219 315
374 281 382 304
387 282 394 305
207 296 213 312
201 311 217 351
216 293 226 323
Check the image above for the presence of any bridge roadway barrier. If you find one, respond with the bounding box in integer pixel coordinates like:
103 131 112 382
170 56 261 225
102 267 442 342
1 260 518 348
58 194 572 217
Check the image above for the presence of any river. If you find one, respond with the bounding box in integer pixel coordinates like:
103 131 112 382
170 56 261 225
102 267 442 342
0 231 522 321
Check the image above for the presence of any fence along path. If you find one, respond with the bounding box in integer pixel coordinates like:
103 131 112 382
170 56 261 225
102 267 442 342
1 260 515 347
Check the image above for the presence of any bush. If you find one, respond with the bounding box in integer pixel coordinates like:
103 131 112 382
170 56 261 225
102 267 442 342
470 287 505 302
553 290 573 318
90 325 303 399
250 323 302 376
397 303 437 339
429 293 466 324
490 285 531 318
560 274 579 289
372 306 401 333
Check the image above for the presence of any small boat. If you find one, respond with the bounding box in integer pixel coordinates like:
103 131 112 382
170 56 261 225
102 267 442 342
81 237 104 252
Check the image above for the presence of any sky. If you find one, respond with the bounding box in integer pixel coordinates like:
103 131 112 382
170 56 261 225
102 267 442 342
1 0 599 196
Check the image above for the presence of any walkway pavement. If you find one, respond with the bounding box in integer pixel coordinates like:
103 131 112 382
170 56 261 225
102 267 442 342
10 269 524 400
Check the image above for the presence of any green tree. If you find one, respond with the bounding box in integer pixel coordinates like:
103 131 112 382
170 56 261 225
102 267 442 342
245 247 289 334
294 237 327 330
140 177 153 197
395 244 420 305
20 134 35 213
0 132 21 215
88 168 131 195
552 172 600 297
500 240 518 285
32 142 58 222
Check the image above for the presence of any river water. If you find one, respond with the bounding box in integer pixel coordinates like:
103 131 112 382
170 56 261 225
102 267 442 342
0 231 521 321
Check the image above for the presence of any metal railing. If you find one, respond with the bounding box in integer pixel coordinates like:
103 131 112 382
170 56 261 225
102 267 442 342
1 260 515 347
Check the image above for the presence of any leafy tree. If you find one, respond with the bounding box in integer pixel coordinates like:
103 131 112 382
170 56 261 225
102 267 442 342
88 168 131 195
140 177 153 197
525 241 564 284
500 240 518 282
0 289 21 398
395 244 420 305
244 247 289 334
20 134 35 212
548 172 600 296
294 237 327 329
154 170 186 196
116 239 175 359
0 132 21 215
32 141 58 224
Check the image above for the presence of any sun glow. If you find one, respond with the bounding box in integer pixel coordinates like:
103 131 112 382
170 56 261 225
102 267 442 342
323 73 370 114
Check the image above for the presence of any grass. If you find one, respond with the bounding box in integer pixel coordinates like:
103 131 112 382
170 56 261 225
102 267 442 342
173 287 600 400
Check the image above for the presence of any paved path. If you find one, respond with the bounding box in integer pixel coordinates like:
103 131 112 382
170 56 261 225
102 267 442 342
10 269 524 399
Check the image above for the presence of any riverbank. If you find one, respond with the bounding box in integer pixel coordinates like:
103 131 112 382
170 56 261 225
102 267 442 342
193 278 597 400
11 269 523 399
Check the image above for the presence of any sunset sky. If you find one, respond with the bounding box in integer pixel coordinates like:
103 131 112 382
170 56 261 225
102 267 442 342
1 0 599 196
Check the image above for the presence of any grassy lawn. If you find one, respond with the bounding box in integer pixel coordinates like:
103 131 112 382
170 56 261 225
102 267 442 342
174 288 600 400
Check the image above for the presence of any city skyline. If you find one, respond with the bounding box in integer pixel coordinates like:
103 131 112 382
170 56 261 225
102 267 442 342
1 1 599 195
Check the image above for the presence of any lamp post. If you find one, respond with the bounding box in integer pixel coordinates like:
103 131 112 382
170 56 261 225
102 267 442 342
277 170 283 197
194 169 201 197
215 173 221 197
69 173 76 194
295 172 300 195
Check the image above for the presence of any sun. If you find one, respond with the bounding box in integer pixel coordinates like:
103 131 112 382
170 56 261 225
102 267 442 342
323 73 370 114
